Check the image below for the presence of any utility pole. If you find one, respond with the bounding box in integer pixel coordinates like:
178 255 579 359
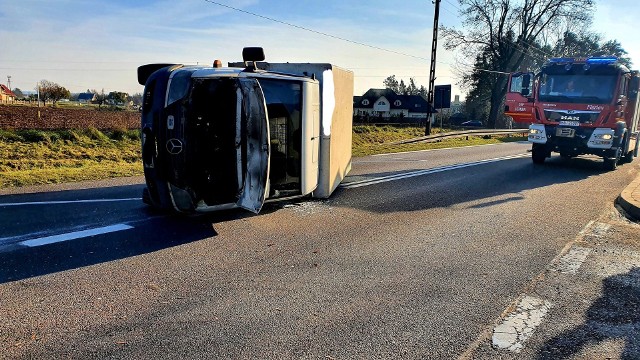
425 0 441 135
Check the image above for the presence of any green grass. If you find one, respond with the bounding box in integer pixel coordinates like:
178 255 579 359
0 129 142 188
352 125 526 157
0 125 526 188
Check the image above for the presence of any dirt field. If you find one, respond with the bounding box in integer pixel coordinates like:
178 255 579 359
0 105 139 130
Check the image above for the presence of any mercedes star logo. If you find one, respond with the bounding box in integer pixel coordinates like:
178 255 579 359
166 138 183 155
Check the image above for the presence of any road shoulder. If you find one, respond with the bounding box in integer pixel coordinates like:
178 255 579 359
465 206 640 359
617 172 640 220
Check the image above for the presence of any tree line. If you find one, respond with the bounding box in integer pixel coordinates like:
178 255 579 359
9 81 142 108
441 0 630 128
382 75 428 97
380 1 631 128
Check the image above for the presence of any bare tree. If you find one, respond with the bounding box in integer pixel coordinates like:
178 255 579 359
93 89 107 108
36 80 71 105
442 0 594 128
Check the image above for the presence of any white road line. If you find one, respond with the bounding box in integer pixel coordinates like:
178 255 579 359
341 154 529 189
590 222 611 237
578 220 596 235
551 245 592 274
0 198 142 207
492 296 553 352
19 224 134 247
367 141 530 157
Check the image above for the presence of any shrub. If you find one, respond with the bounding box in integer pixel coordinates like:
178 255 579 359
109 128 128 141
85 127 110 142
125 129 140 141
17 129 50 143
0 130 23 142
58 129 82 142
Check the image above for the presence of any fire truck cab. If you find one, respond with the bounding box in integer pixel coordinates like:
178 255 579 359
505 56 640 170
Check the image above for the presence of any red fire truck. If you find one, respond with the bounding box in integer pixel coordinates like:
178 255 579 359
505 56 640 170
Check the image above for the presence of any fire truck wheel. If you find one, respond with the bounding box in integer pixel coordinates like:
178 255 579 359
532 145 547 164
604 148 621 171
621 133 634 163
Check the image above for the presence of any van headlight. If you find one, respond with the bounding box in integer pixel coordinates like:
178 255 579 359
529 128 542 134
596 133 613 140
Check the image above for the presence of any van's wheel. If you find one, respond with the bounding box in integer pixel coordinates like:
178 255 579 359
532 145 547 164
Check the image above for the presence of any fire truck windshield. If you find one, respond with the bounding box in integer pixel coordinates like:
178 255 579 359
538 73 618 104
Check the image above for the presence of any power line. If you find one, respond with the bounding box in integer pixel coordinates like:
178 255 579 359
202 0 432 62
477 69 510 75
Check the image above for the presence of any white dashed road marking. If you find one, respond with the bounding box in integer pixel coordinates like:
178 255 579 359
492 296 553 352
341 154 529 189
487 219 603 354
0 198 142 207
590 222 611 237
551 245 592 274
19 224 134 247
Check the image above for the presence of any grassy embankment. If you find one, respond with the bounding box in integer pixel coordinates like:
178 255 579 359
0 126 525 188
0 128 142 188
352 125 526 157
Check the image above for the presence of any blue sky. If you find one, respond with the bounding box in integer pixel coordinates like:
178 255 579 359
1 0 638 98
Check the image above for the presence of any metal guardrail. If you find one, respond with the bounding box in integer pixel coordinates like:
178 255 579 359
389 129 528 145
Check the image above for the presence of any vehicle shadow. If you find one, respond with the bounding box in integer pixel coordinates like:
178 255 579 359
330 155 623 214
536 267 640 359
0 207 260 284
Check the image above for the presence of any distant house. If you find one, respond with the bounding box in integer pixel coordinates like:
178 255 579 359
77 92 96 103
353 88 436 122
0 84 16 102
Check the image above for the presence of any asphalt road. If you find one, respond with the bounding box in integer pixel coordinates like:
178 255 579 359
1 141 638 359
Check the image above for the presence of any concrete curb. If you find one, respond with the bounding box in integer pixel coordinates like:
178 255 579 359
617 174 640 221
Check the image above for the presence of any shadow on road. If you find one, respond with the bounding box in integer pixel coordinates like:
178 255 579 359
0 209 258 284
537 267 640 359
332 155 622 214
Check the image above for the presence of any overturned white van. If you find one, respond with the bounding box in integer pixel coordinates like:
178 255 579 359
137 48 354 214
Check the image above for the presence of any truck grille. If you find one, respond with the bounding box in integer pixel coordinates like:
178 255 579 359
543 110 600 124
